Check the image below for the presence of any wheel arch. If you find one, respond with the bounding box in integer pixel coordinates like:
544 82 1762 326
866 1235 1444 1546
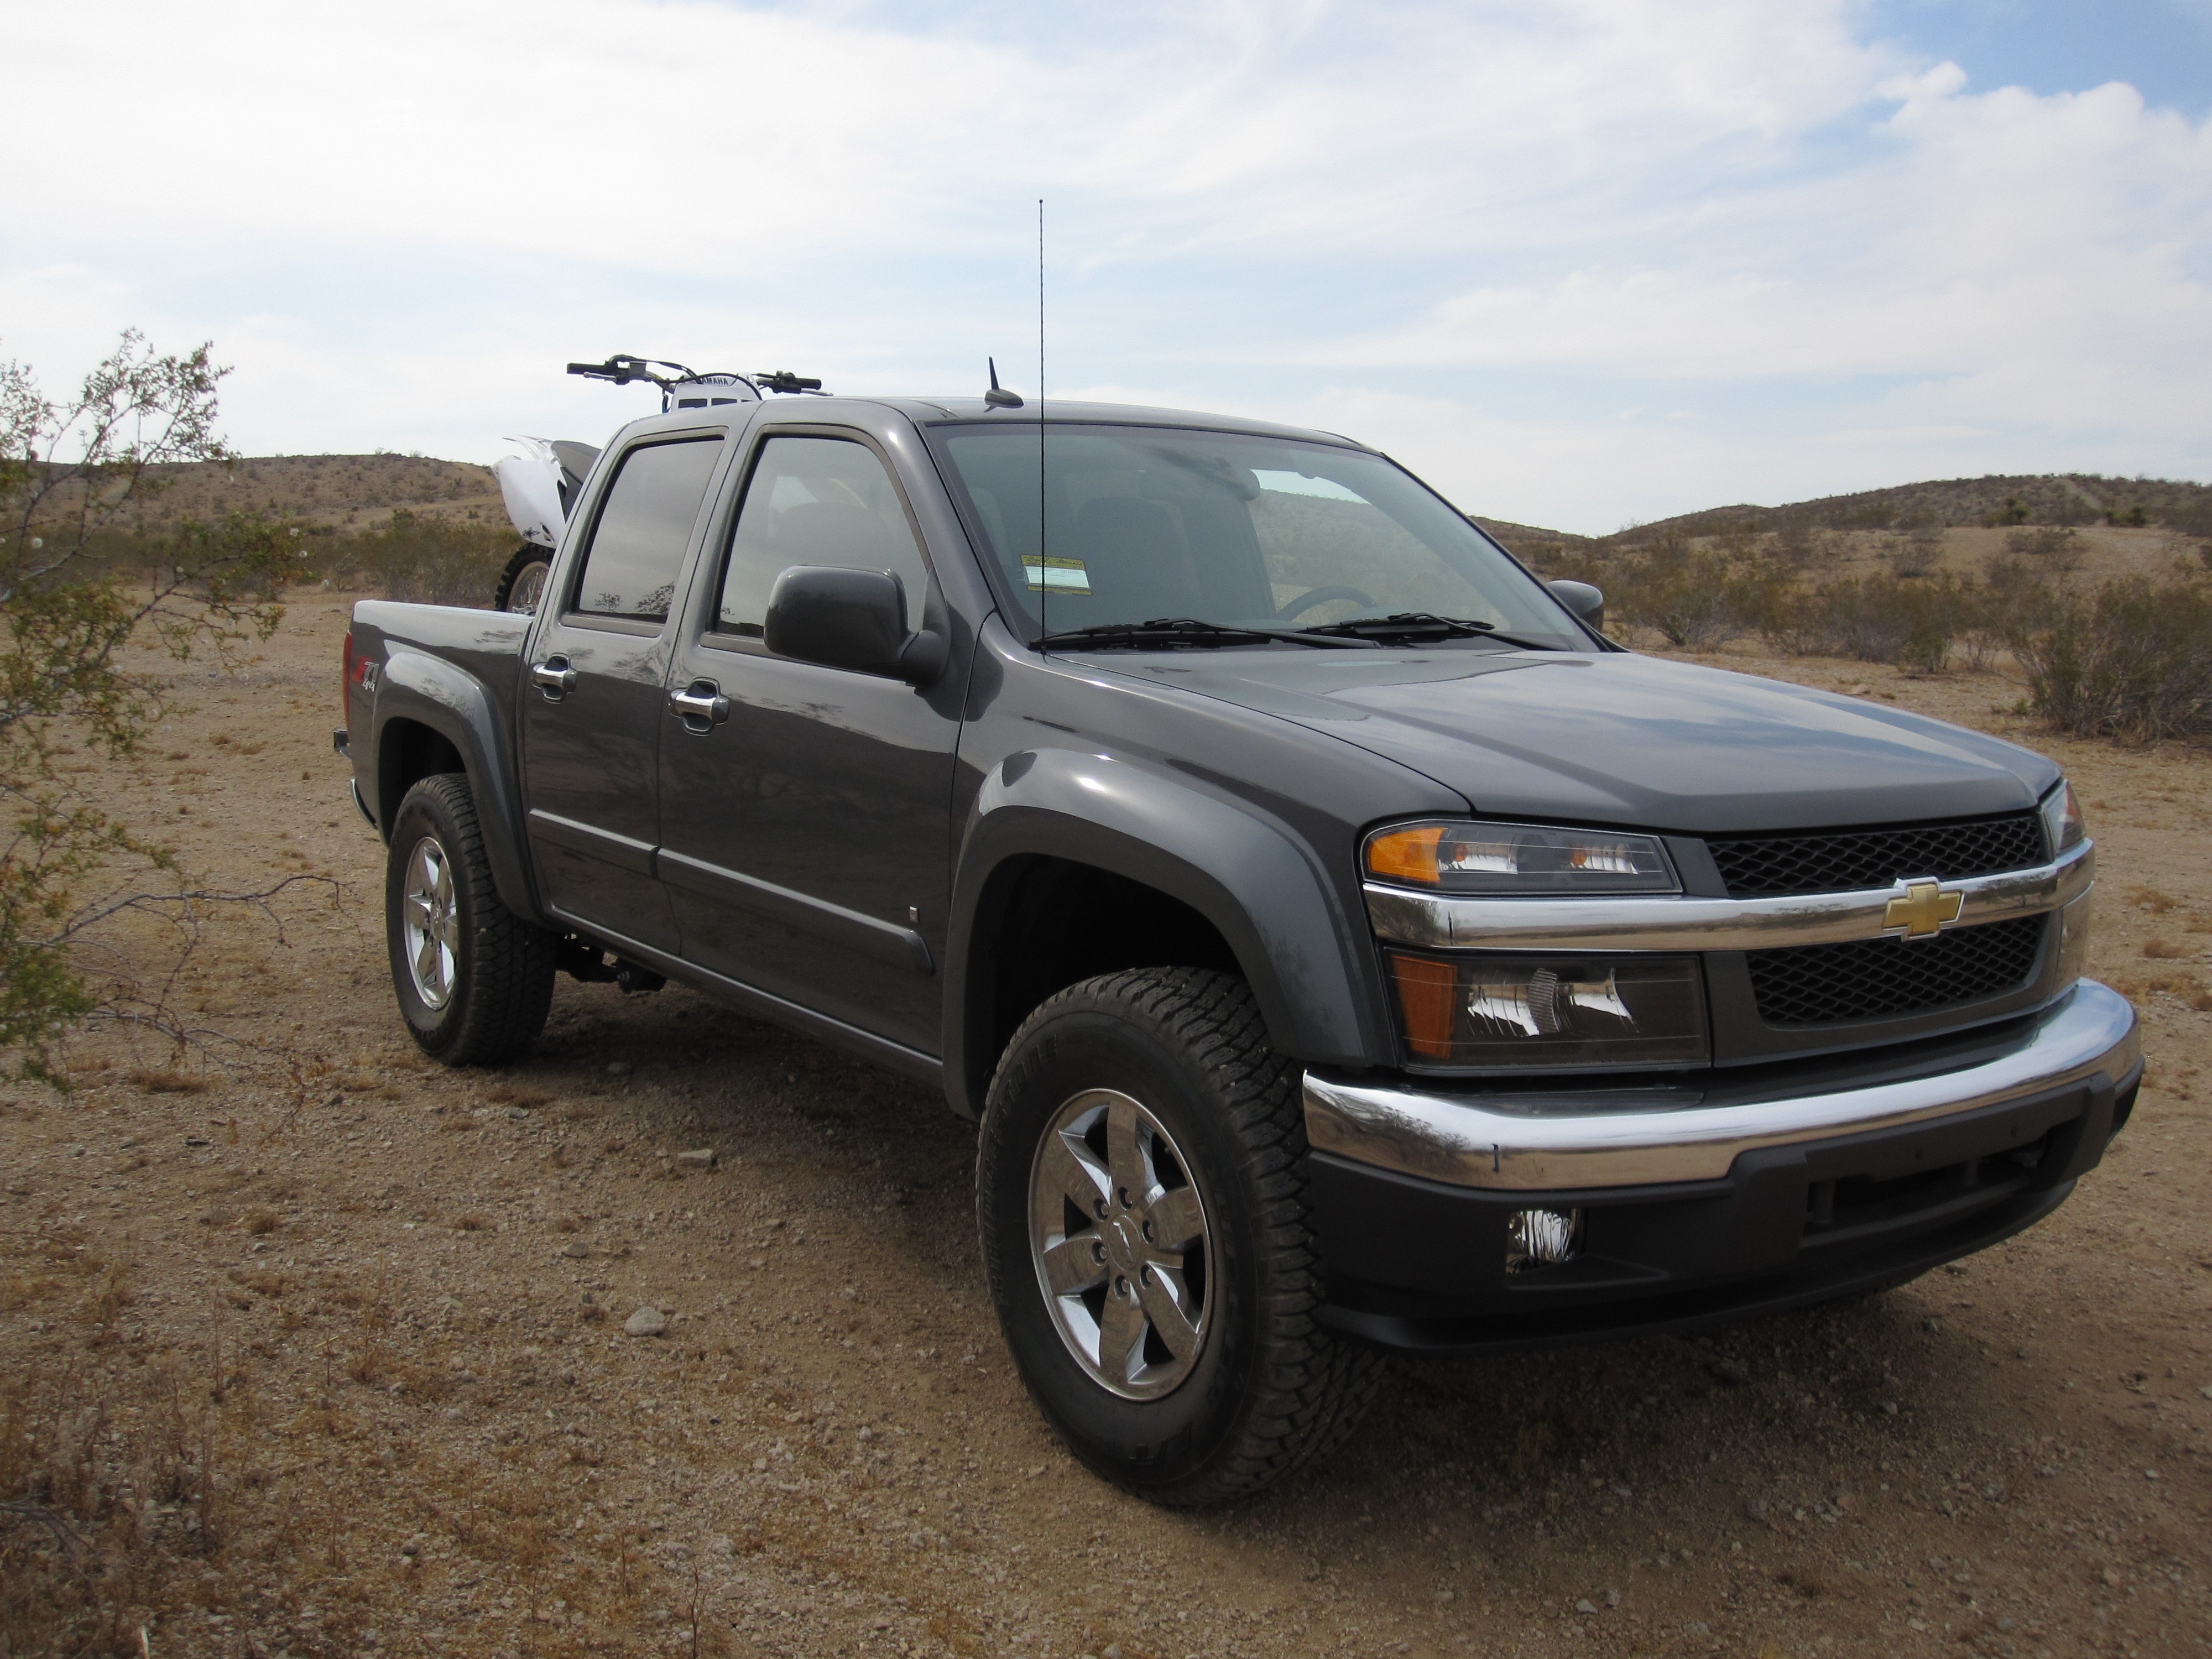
371 649 542 925
943 748 1387 1118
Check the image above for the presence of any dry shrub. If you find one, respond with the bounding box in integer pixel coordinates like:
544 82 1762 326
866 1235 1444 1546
2117 970 2212 1011
1608 533 1783 648
1885 525 1945 578
243 1208 280 1235
1752 571 1975 674
1 1354 228 1656
1815 573 1966 672
2004 525 2084 570
455 1213 488 1232
326 509 514 607
2142 939 2189 959
2002 573 2212 740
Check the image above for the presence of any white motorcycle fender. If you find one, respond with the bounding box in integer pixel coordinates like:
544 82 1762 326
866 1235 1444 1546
494 437 566 549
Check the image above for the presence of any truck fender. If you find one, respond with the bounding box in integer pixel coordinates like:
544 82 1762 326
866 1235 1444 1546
373 647 544 926
944 747 1386 1116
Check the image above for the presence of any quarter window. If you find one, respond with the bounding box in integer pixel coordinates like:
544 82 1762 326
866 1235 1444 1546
569 437 723 623
718 436 930 637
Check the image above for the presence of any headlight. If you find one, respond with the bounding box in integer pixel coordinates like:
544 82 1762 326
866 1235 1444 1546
2041 780 2085 857
1365 820 1679 895
1387 950 1709 1067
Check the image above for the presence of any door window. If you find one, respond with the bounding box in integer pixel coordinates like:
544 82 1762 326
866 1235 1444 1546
717 436 930 637
568 437 723 623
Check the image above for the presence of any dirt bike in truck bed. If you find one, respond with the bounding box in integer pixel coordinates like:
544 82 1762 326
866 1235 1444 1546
335 374 2139 1506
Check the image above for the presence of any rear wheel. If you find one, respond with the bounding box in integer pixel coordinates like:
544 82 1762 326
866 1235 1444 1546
977 968 1380 1506
385 773 556 1065
494 543 553 613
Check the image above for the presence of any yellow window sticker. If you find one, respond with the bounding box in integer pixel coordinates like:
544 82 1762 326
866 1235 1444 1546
1023 556 1091 594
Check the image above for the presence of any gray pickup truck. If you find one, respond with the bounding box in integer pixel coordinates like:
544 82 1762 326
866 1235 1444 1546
337 387 2140 1506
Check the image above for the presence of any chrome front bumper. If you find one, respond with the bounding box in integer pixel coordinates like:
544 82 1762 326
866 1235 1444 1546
1303 979 2139 1192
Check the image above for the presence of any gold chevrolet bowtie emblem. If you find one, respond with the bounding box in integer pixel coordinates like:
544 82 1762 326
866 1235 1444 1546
1885 878 1964 938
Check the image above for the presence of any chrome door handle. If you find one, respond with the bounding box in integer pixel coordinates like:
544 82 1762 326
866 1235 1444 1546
669 680 731 733
531 657 577 699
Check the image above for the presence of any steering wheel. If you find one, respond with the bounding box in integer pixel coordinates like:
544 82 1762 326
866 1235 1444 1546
1277 585 1376 621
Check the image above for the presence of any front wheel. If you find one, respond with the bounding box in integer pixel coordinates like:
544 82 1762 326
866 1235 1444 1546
385 773 556 1065
977 969 1380 1506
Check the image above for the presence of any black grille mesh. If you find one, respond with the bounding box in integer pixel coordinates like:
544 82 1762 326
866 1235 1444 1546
1709 813 2044 898
1747 916 2046 1027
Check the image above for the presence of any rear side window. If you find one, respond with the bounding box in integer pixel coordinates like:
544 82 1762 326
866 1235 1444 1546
569 437 723 622
716 436 930 637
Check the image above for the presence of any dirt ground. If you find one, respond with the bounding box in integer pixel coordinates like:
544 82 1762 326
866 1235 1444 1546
4 597 2208 1659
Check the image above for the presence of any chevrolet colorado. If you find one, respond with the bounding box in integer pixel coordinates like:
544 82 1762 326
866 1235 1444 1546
337 389 2140 1505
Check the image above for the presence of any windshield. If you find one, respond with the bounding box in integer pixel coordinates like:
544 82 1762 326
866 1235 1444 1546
926 423 1584 647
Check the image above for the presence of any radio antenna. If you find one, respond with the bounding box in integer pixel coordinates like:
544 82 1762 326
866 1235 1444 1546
1037 197 1047 653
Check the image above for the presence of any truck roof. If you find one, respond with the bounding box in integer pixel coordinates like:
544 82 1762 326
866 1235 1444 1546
851 396 1374 450
613 394 1375 454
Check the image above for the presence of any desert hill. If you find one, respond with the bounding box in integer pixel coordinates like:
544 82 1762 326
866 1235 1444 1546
100 454 2212 573
107 452 505 534
1477 471 2211 555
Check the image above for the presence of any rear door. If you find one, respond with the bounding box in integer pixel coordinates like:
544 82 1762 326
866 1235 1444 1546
519 430 727 952
656 422 966 1055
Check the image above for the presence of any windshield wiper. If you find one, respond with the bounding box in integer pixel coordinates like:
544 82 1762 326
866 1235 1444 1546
1294 612 1561 649
1037 618 1379 650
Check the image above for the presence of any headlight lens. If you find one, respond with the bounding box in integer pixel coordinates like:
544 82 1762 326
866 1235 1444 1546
2041 780 2085 857
1365 820 1679 895
1387 950 1709 1067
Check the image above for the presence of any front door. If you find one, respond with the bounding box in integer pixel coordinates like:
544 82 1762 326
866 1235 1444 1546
519 432 726 953
658 429 964 1055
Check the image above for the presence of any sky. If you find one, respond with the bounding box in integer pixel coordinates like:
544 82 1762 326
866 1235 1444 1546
4 0 2209 534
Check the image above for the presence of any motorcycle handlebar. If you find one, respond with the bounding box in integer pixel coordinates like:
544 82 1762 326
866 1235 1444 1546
566 356 695 390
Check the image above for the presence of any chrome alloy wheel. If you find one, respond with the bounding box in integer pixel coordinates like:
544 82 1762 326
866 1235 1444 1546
400 835 459 1010
507 558 551 614
1028 1088 1214 1400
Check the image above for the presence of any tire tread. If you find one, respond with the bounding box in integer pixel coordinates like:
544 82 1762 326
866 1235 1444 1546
983 967 1380 1506
394 773 555 1065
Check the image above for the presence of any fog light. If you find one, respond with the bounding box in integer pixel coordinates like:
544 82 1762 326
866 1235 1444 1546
1507 1208 1583 1272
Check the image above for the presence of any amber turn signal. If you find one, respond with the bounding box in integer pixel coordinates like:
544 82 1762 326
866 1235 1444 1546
1387 952 1459 1058
1366 825 1446 886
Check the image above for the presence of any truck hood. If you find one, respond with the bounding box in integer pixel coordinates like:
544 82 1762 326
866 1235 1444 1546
1092 649 2059 834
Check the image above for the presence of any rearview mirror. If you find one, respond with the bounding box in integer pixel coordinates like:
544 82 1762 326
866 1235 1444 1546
1547 579 1605 635
764 566 947 686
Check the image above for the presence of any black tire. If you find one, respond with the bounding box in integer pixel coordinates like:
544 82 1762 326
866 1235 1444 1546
976 968 1380 1506
494 542 554 613
385 773 556 1065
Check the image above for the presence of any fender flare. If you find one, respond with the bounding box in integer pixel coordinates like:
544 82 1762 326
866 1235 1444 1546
372 648 544 925
943 747 1388 1116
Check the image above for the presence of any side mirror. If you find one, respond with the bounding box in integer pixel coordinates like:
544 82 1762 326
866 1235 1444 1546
1547 579 1605 635
764 566 947 685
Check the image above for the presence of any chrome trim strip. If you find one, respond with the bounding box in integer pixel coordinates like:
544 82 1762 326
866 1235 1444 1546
1303 979 2137 1191
1364 839 2092 953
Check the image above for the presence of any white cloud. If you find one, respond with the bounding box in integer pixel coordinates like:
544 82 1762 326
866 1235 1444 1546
2 0 2205 531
